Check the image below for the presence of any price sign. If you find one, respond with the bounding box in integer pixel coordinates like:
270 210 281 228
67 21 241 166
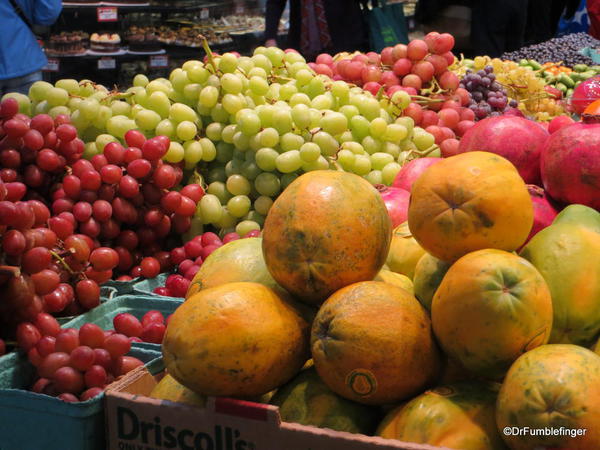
98 57 116 70
43 58 60 72
235 5 245 14
97 7 118 22
200 8 209 19
149 54 169 68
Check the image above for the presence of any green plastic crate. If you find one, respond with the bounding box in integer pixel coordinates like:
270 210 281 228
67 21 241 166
0 345 163 450
60 294 182 337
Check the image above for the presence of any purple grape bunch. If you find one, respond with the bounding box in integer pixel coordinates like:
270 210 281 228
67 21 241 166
460 66 517 120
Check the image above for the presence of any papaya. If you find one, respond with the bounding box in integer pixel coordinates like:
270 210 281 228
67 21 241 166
149 373 206 407
270 367 380 435
432 249 553 379
374 269 414 294
186 238 281 299
496 344 600 450
412 253 451 312
553 204 600 233
385 222 426 279
520 223 600 346
408 151 533 263
377 382 507 450
262 170 392 305
163 282 310 397
311 281 441 405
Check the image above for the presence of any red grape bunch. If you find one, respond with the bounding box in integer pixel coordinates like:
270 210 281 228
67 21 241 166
17 312 144 403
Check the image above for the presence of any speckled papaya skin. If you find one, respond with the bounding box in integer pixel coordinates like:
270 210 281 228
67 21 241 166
262 171 392 306
162 282 310 397
377 381 507 450
373 269 414 294
520 223 600 346
385 222 426 279
413 252 451 312
408 151 534 263
149 373 207 407
496 344 600 450
270 367 380 435
432 249 553 380
186 237 281 299
310 281 441 406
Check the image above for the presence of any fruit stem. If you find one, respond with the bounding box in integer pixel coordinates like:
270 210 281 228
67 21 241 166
50 250 77 276
201 36 218 74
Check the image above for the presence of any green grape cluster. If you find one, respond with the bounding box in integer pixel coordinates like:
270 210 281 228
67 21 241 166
22 46 437 236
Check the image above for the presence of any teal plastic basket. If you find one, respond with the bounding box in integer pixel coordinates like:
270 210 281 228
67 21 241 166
60 294 183 338
579 47 600 64
0 345 163 450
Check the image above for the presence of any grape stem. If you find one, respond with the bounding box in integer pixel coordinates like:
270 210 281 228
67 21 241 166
50 250 77 276
201 35 218 74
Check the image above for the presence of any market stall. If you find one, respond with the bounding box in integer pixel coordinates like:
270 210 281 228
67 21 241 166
1 2 599 449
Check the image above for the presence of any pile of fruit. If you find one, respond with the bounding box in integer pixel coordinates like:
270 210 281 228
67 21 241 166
1 26 600 449
155 153 600 450
501 32 600 67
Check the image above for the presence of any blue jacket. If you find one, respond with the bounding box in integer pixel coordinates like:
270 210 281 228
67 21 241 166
0 0 62 80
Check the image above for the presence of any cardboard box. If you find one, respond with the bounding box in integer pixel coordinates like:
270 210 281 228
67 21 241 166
105 366 448 450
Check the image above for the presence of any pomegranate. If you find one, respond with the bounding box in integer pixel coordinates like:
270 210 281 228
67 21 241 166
540 118 600 210
570 76 600 115
520 185 559 249
458 116 549 185
548 115 575 134
392 157 442 192
376 185 410 228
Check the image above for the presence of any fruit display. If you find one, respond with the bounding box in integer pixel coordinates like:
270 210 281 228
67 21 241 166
2 25 600 450
501 32 600 67
155 145 599 449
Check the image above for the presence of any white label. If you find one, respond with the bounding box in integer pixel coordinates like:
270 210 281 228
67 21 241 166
98 57 117 69
44 58 60 72
97 6 118 22
149 54 169 68
235 5 245 14
200 8 209 19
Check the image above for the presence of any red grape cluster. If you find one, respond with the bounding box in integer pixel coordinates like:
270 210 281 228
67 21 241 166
54 129 204 281
156 229 260 297
1 98 84 200
311 33 460 98
0 96 205 340
17 312 144 402
113 310 169 344
309 33 476 155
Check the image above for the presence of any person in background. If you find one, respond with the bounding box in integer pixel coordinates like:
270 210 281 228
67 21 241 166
526 0 581 44
470 0 529 57
264 0 367 60
588 0 600 39
0 0 62 96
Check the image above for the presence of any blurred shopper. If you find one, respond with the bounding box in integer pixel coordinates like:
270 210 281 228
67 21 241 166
264 0 367 59
588 0 600 39
0 0 62 96
471 0 529 57
526 0 581 44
